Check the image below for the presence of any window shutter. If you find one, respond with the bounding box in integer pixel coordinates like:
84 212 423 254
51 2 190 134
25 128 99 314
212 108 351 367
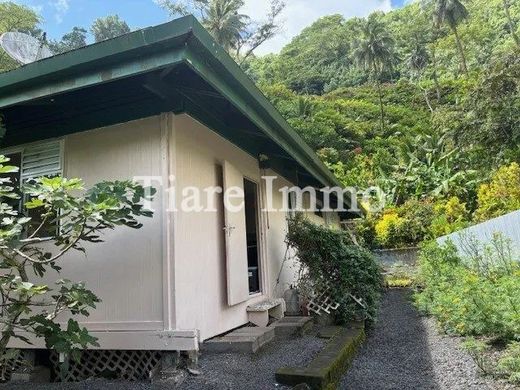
21 141 62 180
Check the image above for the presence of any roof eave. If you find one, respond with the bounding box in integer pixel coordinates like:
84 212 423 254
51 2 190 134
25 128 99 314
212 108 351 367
0 15 362 216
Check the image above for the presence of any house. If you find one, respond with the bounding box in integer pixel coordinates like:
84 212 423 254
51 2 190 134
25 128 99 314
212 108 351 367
0 16 357 355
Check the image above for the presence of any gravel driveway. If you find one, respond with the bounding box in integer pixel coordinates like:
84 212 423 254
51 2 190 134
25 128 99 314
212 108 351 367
340 289 511 390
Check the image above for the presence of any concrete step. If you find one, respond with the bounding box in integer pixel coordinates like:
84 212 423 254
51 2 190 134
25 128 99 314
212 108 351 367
203 326 275 354
271 316 314 339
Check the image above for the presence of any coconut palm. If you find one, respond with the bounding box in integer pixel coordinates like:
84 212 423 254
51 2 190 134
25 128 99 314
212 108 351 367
156 0 284 62
352 15 396 133
406 39 436 112
423 0 469 75
202 0 248 51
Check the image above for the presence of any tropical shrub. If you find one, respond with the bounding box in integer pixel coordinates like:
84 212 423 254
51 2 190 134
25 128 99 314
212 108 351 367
498 342 520 385
374 199 434 248
429 196 470 237
0 155 154 378
415 237 520 339
475 162 520 222
286 215 383 324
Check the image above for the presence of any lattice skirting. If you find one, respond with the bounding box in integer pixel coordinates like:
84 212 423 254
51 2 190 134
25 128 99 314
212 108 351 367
49 350 163 382
0 350 33 381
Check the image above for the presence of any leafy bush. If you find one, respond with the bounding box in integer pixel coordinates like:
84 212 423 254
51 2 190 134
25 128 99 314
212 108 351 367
429 196 470 238
498 342 520 385
475 162 520 222
286 215 383 324
463 339 520 385
374 199 434 248
0 155 154 375
415 237 520 339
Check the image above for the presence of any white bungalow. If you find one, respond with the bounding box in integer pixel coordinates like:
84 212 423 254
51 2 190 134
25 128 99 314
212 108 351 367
0 16 357 355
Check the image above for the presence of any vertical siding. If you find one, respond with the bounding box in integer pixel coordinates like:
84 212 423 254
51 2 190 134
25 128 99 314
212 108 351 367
59 116 165 330
172 114 267 339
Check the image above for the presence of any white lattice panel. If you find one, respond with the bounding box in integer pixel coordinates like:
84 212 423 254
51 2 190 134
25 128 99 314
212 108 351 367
305 281 340 315
50 350 162 382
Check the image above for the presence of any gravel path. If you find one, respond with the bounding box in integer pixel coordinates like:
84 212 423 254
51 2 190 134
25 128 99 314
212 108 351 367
178 334 324 389
0 334 324 390
340 288 509 390
1 289 513 389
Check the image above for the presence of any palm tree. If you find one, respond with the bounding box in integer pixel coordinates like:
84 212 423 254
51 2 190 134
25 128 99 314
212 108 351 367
424 0 469 76
502 0 520 48
202 0 248 51
406 39 435 112
352 15 396 133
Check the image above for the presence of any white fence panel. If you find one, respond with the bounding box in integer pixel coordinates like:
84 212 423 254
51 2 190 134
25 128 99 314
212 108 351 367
437 210 520 257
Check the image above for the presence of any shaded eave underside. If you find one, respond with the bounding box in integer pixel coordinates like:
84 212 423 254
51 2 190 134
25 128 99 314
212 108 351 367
0 15 358 215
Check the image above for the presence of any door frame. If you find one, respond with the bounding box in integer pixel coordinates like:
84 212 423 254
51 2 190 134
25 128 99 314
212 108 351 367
243 175 267 297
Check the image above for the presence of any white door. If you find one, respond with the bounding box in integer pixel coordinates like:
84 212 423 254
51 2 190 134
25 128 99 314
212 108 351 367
222 161 249 306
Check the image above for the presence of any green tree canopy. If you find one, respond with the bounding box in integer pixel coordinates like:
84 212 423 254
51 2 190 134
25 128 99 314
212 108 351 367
0 2 40 72
156 0 285 62
91 15 131 42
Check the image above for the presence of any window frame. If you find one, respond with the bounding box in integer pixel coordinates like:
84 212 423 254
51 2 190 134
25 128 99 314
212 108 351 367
1 139 65 236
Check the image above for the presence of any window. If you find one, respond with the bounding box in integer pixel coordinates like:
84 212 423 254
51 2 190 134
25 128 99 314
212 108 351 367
2 141 63 236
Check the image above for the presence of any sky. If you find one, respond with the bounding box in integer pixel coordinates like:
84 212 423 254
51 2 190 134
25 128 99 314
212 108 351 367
5 0 407 55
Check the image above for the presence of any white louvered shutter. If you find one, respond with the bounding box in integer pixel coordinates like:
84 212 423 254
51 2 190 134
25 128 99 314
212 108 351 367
21 141 62 180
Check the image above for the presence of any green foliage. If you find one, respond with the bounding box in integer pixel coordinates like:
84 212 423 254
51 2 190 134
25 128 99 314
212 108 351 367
429 196 470 237
415 237 520 340
246 0 519 228
374 199 434 248
286 215 383 325
157 0 285 62
456 49 520 158
475 162 520 222
91 15 131 42
462 338 494 374
0 2 40 72
0 155 155 372
498 342 520 384
49 27 88 54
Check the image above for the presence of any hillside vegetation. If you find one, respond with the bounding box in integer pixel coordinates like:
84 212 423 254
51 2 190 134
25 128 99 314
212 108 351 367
244 0 520 248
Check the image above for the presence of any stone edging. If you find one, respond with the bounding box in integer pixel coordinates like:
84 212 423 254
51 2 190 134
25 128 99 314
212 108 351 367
275 322 365 389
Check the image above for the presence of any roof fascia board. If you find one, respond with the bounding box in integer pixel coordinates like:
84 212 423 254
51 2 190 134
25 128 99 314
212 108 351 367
0 48 187 108
183 48 332 187
0 16 195 94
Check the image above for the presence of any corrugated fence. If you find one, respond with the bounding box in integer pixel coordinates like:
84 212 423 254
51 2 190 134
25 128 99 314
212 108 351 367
437 210 520 257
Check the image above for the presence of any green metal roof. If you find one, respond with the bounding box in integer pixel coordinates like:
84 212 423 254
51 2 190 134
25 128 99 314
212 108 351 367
0 15 354 211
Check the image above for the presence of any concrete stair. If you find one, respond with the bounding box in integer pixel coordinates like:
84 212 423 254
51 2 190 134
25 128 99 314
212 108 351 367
203 316 314 354
271 316 314 339
203 326 275 354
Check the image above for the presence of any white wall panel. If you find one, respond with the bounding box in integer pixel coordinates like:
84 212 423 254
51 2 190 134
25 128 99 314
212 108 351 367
56 116 165 330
